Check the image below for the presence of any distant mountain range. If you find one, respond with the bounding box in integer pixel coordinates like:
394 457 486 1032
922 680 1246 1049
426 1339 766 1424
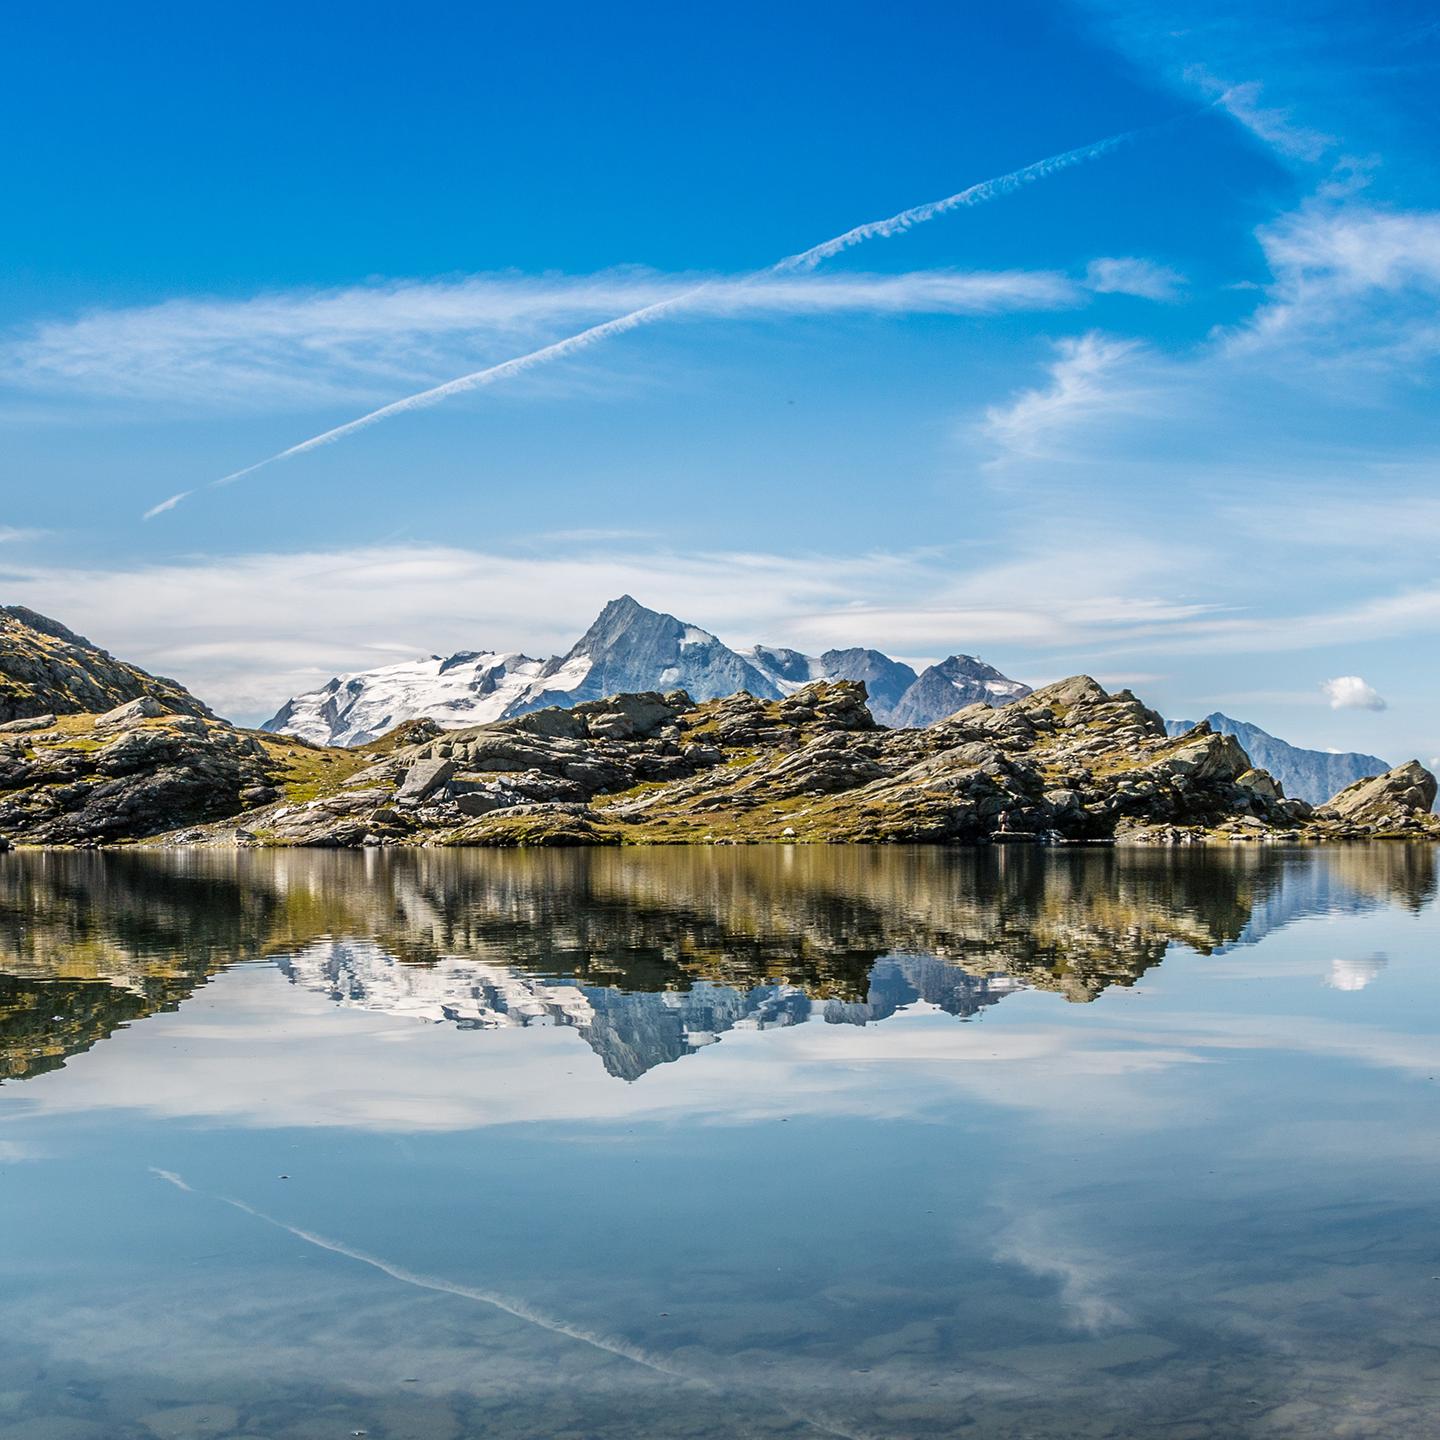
1165 712 1389 806
262 594 1032 745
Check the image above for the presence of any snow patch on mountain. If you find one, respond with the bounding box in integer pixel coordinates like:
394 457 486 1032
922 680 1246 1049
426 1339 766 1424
263 651 545 747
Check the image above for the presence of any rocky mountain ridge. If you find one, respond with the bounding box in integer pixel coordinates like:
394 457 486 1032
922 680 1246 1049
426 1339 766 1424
1 605 1432 851
261 595 1033 744
0 696 283 844
187 675 1440 850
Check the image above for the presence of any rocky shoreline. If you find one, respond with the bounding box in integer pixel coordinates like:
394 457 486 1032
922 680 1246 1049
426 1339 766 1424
1 675 1435 850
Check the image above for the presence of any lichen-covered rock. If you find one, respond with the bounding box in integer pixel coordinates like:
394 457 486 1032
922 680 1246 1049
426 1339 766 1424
0 714 55 734
0 713 281 844
394 757 454 806
94 695 169 730
1318 761 1438 828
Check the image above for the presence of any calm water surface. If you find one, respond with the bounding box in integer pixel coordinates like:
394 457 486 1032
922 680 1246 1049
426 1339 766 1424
0 845 1437 1439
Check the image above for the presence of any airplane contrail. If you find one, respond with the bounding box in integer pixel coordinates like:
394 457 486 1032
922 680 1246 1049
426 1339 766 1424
145 126 1141 519
773 131 1133 272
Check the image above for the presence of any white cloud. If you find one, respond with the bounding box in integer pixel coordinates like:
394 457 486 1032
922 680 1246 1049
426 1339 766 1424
0 527 1226 717
1322 675 1387 711
1 268 1080 412
0 532 1218 720
1085 256 1184 301
2 530 1434 724
1199 74 1335 165
1231 205 1440 367
981 332 1150 461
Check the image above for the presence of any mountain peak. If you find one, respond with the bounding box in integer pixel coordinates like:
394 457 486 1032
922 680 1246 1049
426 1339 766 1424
567 596 686 659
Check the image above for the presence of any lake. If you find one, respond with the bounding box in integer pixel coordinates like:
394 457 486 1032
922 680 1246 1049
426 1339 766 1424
0 844 1437 1439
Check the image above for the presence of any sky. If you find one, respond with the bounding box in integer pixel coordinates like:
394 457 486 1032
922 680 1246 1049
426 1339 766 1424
1 0 1438 763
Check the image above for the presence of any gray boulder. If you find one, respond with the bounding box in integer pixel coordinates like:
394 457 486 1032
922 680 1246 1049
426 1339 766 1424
395 758 454 806
1321 761 1437 822
0 714 55 733
94 696 167 730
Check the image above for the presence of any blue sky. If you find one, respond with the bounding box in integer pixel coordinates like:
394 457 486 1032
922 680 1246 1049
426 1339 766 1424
1 0 1438 763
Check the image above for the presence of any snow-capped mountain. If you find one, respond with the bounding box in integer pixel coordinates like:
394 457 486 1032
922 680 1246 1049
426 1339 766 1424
514 594 778 712
745 644 922 717
262 595 1032 745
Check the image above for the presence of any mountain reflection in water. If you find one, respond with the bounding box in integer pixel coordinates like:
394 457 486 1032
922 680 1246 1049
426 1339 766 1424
1 844 1433 1083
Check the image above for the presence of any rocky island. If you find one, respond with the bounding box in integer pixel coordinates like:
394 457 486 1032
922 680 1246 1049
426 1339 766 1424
0 605 1434 848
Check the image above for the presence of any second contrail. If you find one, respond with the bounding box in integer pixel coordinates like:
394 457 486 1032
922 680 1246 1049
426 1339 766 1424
145 126 1140 519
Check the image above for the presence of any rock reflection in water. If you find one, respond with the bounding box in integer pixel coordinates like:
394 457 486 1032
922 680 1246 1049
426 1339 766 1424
0 843 1433 1082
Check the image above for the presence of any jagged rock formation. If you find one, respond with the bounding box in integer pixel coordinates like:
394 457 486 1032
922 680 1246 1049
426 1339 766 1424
193 675 1440 849
0 606 209 725
745 644 920 717
262 595 1031 744
1165 711 1389 806
3 657 1436 849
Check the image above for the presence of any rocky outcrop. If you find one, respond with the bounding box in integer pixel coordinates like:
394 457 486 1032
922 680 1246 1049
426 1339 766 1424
1316 761 1438 834
4 657 1435 850
0 606 209 724
0 705 281 844
177 675 1440 849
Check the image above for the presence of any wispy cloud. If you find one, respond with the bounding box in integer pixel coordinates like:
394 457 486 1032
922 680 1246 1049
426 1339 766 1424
11 530 1433 720
1232 204 1440 365
1085 256 1185 301
7 269 1080 416
981 332 1150 461
1190 70 1335 165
